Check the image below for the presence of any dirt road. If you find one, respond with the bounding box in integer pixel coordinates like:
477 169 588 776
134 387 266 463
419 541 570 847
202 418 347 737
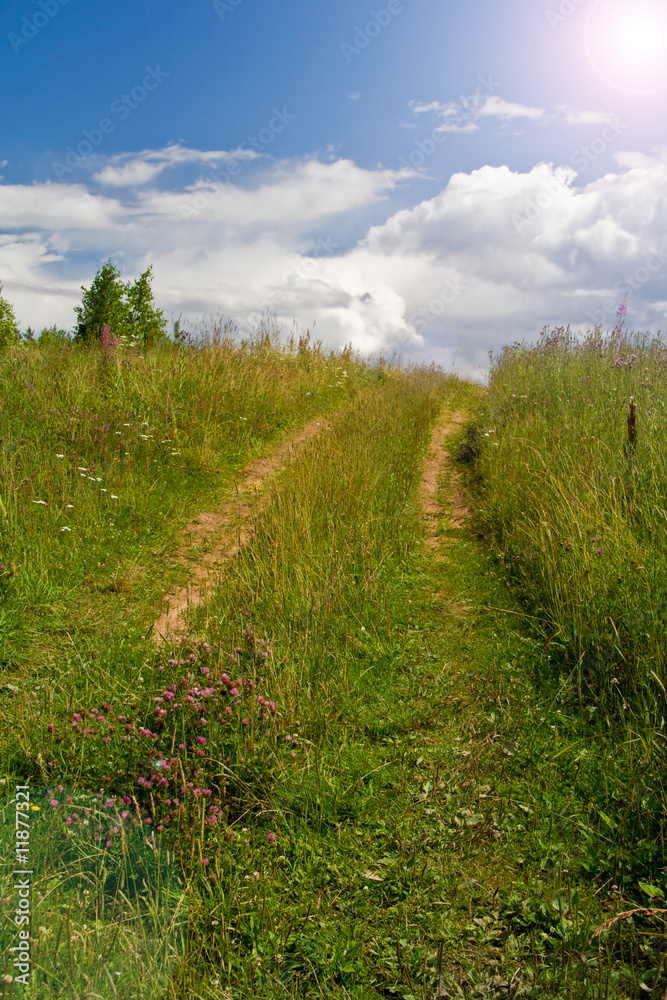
151 418 330 644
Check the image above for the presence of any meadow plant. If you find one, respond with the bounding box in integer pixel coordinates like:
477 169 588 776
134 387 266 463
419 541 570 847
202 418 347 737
464 320 667 891
101 323 119 354
179 367 448 738
39 629 300 871
0 340 507 996
473 323 667 695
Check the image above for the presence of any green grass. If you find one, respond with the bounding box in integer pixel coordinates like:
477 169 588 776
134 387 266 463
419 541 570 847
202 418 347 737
470 325 667 696
455 323 667 993
1 326 666 999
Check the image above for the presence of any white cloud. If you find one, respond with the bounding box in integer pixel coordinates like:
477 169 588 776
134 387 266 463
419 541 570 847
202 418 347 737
127 156 407 241
475 96 545 121
417 100 480 135
557 106 624 125
411 96 622 137
2 146 667 379
0 182 122 230
434 118 479 135
613 150 660 169
409 100 443 114
409 94 544 137
95 161 166 187
353 151 667 373
92 142 262 187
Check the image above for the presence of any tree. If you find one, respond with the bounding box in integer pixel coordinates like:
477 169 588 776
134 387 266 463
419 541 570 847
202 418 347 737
126 266 168 348
73 260 167 347
74 260 129 344
0 284 20 351
38 325 71 347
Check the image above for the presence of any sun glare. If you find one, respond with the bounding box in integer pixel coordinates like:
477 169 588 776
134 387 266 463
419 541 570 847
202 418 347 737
619 16 662 58
584 0 667 94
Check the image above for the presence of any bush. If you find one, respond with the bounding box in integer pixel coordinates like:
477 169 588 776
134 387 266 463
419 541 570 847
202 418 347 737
38 325 71 347
0 284 20 351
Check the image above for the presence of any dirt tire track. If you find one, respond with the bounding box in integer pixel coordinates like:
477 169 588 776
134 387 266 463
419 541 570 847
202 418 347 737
150 417 329 645
420 409 473 617
420 410 468 551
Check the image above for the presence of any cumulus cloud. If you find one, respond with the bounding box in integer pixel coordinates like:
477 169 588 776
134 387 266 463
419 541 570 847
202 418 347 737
0 182 122 230
354 150 667 373
0 152 421 355
2 144 667 379
171 157 407 229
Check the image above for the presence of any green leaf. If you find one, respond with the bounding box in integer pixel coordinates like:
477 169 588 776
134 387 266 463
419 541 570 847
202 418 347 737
598 810 617 830
638 881 665 900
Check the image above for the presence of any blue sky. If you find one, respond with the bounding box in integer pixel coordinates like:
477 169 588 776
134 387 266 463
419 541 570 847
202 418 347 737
2 0 667 377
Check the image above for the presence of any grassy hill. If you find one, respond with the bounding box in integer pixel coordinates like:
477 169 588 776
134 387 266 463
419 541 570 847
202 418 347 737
0 326 665 999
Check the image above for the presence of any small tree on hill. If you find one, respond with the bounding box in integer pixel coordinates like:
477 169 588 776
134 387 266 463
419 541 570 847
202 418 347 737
0 284 20 351
73 260 167 347
74 260 129 344
126 266 167 348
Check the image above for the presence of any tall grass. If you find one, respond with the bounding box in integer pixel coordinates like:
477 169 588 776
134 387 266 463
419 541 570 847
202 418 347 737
3 317 664 995
465 323 667 892
0 786 186 999
473 325 667 694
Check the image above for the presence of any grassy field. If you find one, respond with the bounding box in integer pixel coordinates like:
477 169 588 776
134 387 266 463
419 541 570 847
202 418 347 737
0 325 666 999
459 324 667 994
0 323 368 664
